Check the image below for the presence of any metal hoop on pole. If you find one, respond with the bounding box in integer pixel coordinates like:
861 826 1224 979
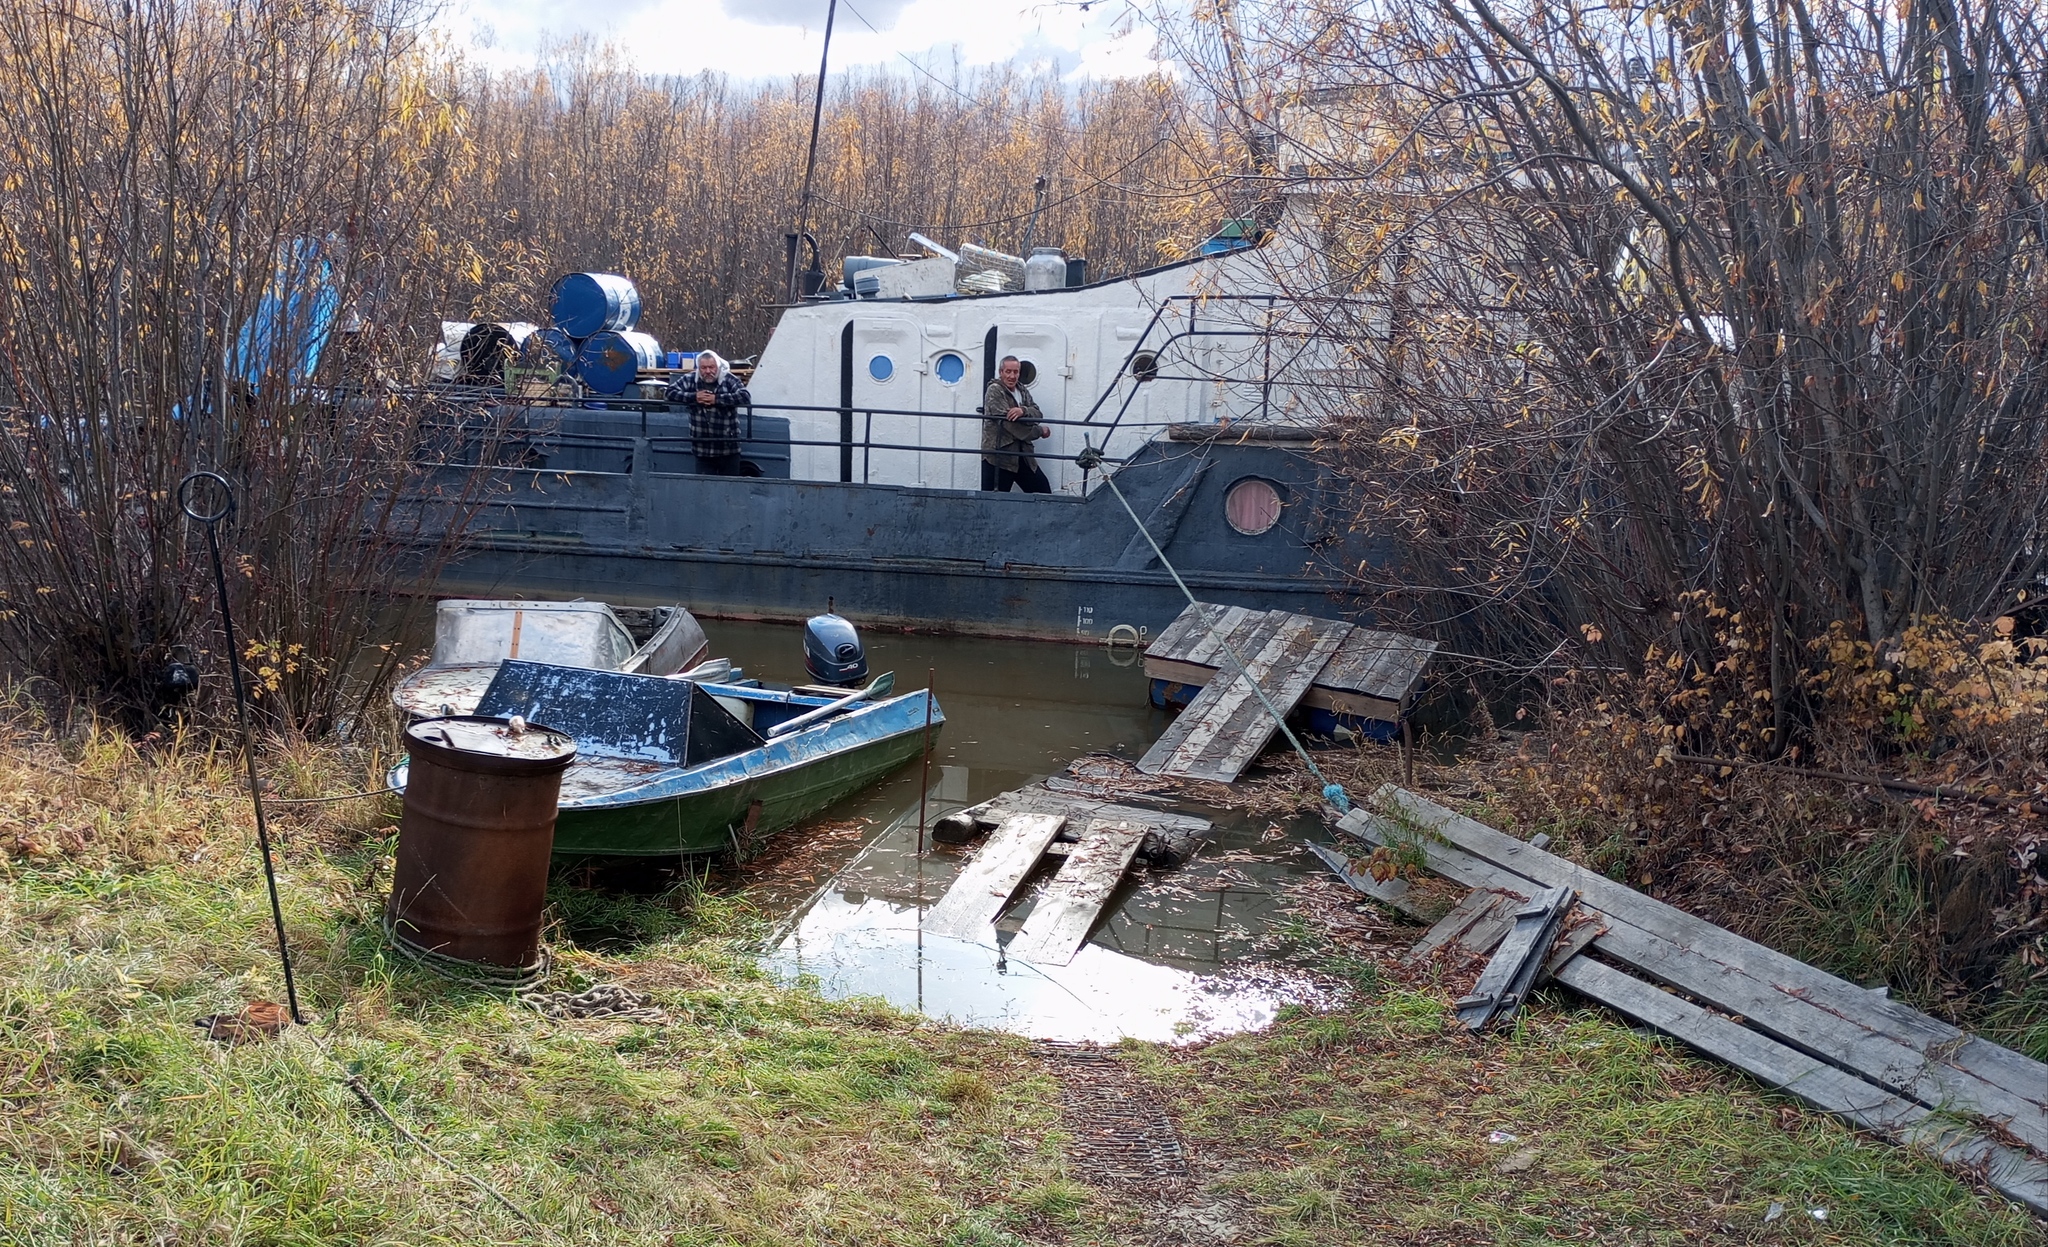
180 470 304 1025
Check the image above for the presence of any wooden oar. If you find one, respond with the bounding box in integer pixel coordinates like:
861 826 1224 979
763 671 896 738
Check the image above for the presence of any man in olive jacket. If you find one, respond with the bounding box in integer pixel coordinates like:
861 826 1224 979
980 355 1052 493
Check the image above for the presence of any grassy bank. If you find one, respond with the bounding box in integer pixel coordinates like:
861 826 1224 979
0 725 2041 1245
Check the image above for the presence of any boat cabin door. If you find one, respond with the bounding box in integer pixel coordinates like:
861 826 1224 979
847 316 923 485
987 323 1069 492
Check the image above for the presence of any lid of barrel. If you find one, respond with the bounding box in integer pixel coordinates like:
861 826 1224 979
407 716 576 776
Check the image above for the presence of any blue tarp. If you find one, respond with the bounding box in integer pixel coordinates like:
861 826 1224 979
231 238 340 390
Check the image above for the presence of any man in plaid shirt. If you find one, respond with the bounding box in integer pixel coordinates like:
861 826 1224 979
669 350 754 475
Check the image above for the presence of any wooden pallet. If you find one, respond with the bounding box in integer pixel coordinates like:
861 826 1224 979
1144 602 1437 724
1136 611 1350 782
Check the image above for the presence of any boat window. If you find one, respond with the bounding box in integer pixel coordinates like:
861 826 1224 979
934 352 967 384
868 353 895 382
1016 359 1038 385
1225 478 1284 536
1129 351 1159 382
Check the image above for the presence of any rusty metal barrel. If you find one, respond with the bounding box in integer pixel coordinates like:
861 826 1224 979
386 716 576 976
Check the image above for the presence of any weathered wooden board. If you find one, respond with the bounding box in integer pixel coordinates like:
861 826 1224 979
923 813 1066 941
1315 627 1439 702
1369 786 2048 1154
966 784 1213 844
1553 956 2048 1216
1335 808 2048 1212
1008 820 1151 965
1305 841 1420 916
1137 612 1350 782
1145 602 1438 714
1405 888 1510 963
1457 885 1574 1030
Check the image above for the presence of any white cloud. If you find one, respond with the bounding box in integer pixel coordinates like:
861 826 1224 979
449 0 1173 81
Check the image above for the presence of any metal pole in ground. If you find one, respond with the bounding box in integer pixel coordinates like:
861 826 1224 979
916 667 935 854
179 472 304 1025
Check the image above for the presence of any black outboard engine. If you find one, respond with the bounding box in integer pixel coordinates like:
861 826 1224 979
803 613 868 686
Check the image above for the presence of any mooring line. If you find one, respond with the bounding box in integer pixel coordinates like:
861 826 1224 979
1074 444 1354 812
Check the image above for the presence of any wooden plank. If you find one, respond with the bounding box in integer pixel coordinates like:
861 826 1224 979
1456 885 1574 1029
923 813 1066 940
1181 605 1269 667
1138 612 1349 782
1008 820 1150 965
1305 841 1422 916
1142 602 1226 661
1365 788 2048 1155
1553 956 2048 1217
1405 889 1506 963
1316 628 1439 702
1136 610 1294 776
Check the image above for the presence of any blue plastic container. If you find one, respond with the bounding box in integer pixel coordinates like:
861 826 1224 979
528 326 578 373
550 273 641 337
575 329 661 395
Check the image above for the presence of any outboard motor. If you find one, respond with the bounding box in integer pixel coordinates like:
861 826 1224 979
803 613 868 686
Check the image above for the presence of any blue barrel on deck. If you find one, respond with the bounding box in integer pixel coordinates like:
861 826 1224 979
550 273 641 337
575 329 661 395
527 326 578 374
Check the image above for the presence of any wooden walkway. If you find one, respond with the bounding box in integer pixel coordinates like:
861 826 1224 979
923 783 1211 961
1145 602 1437 729
1009 820 1151 965
1330 785 2048 1216
1136 609 1350 782
923 813 1066 940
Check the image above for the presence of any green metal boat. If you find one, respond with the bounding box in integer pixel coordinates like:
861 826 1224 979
392 659 942 858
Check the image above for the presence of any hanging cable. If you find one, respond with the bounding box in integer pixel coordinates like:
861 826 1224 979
1073 445 1355 812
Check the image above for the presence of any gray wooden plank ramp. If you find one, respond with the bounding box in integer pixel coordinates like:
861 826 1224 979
1008 819 1150 965
1330 809 2048 1214
1554 956 2048 1216
1137 611 1350 782
1368 785 2048 1156
923 813 1066 941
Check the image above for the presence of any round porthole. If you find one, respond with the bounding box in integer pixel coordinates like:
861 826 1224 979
1225 478 1283 535
868 354 894 382
1129 351 1159 381
1016 359 1038 385
934 352 966 384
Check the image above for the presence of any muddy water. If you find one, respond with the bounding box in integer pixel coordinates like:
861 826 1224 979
704 619 1349 1044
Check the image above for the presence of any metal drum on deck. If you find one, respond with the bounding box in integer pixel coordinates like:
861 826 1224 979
550 272 642 337
524 326 578 373
576 329 661 395
458 321 536 383
386 716 576 971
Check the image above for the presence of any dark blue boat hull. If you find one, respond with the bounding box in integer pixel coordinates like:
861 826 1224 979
415 421 1387 641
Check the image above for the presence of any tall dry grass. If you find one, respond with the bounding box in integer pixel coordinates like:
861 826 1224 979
0 4 1216 729
434 46 1217 355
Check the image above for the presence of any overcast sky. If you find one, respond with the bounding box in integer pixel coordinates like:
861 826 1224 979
449 0 1172 81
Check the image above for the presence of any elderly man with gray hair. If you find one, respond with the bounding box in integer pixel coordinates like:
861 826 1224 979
670 350 756 476
979 355 1052 493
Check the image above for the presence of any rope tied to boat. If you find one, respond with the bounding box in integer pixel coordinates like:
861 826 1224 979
1073 443 1353 813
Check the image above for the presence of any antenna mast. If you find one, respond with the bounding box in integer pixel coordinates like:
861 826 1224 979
785 0 839 300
